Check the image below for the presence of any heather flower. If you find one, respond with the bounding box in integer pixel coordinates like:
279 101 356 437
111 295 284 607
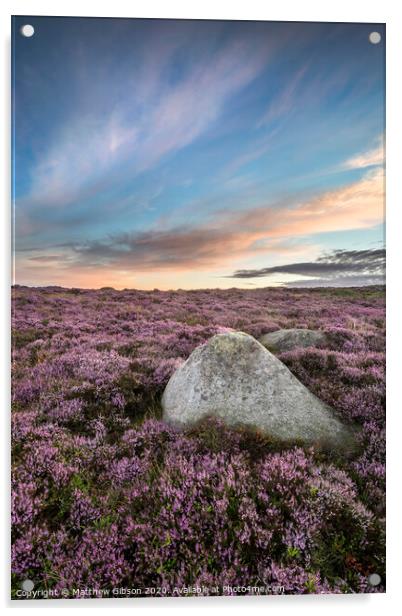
11 285 385 597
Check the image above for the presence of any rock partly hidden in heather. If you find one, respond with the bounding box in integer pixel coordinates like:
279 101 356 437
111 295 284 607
259 328 328 353
162 331 356 451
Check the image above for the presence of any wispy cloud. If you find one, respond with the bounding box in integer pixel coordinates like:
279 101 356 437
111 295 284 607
257 64 309 127
342 141 384 170
19 27 277 217
25 112 139 209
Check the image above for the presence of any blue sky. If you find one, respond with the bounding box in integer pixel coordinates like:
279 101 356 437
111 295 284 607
12 17 385 289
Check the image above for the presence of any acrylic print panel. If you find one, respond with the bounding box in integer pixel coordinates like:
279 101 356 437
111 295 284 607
11 16 385 600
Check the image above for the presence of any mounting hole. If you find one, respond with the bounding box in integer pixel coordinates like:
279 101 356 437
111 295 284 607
20 24 35 38
21 579 34 592
368 573 381 586
369 31 381 45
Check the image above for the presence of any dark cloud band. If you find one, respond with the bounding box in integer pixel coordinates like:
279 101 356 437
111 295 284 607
229 248 385 286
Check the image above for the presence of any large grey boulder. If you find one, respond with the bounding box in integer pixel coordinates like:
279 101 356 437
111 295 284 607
259 328 328 353
162 332 355 451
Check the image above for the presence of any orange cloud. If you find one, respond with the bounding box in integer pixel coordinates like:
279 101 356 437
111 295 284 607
237 166 384 239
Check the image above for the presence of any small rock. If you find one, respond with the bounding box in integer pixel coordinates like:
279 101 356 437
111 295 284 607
259 328 328 353
162 332 356 451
